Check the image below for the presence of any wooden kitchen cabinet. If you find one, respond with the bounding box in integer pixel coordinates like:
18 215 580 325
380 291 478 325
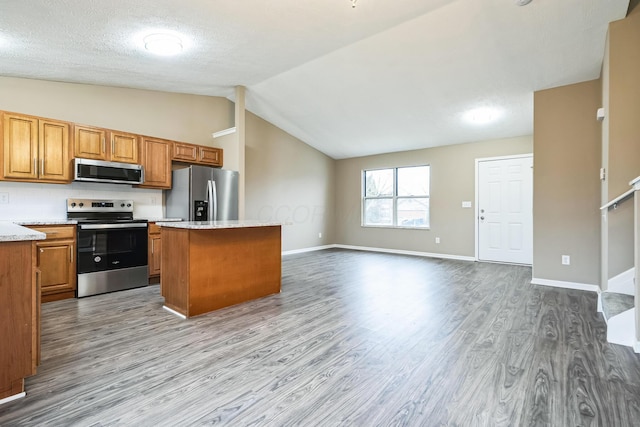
1 112 71 183
172 141 223 167
74 125 139 164
30 225 76 303
74 125 107 160
138 137 172 189
0 240 38 400
148 222 162 282
110 131 139 164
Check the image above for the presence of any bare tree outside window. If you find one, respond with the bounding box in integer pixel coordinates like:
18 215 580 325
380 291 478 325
363 166 430 228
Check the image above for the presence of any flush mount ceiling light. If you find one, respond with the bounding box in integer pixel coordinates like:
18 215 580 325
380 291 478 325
463 107 502 125
144 33 183 56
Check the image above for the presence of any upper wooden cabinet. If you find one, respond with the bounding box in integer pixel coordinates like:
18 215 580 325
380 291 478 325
74 125 139 164
172 142 222 167
110 131 139 164
1 112 71 183
139 137 172 189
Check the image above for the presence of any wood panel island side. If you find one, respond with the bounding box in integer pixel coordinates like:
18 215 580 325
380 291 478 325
157 221 282 318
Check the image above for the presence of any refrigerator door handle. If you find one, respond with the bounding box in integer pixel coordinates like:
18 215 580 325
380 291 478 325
207 180 217 221
211 180 218 221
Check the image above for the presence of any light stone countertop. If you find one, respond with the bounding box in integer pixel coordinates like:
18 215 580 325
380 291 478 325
0 221 47 242
12 219 78 226
156 220 282 230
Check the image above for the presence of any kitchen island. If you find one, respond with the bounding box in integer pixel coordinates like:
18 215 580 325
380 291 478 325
0 222 45 404
156 220 282 318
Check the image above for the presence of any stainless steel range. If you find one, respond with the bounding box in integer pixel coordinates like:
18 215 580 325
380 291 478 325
67 199 148 298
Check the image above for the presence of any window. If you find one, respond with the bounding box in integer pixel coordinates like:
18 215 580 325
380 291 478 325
363 165 430 228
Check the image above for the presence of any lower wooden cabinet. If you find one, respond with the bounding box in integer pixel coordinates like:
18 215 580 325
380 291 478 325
148 222 162 282
30 225 76 303
0 240 37 400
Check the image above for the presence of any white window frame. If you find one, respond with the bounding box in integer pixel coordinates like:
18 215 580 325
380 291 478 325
361 165 430 229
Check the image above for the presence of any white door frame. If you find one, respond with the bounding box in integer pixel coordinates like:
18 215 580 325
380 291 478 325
474 153 533 262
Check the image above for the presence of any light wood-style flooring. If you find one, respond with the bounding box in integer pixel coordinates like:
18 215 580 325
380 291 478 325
1 249 640 426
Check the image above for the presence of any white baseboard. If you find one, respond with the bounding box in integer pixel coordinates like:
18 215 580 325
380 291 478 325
163 305 186 320
333 244 476 262
531 278 600 293
607 268 635 295
634 341 640 354
597 290 603 314
0 392 25 406
282 245 336 256
607 308 636 348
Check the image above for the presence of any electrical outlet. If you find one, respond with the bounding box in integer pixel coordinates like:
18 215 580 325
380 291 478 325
0 192 8 204
562 255 570 265
435 237 440 244
318 232 322 239
462 201 472 208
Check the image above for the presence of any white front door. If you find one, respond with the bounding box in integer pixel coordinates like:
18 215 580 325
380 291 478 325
477 155 533 264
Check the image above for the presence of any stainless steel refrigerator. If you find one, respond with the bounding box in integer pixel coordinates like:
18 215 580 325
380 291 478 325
165 166 239 221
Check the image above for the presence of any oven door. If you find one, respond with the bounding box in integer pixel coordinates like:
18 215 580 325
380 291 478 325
77 223 148 274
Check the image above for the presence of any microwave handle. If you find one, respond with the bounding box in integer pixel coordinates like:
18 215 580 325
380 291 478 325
207 180 217 221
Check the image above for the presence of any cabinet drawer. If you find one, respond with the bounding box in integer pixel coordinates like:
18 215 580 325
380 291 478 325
148 223 161 234
29 225 75 240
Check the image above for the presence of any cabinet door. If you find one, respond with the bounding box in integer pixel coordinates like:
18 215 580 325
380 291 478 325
39 119 71 182
110 131 139 164
139 137 171 189
74 125 107 160
199 147 222 166
149 234 162 276
2 113 38 179
36 240 76 296
172 142 198 162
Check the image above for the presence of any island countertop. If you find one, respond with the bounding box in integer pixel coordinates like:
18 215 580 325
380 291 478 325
0 222 47 242
156 220 282 230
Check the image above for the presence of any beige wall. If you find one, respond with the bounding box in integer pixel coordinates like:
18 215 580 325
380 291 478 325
334 136 532 257
245 112 335 252
533 80 601 286
0 76 234 146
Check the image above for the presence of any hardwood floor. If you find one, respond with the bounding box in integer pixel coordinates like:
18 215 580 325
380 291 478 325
1 249 639 426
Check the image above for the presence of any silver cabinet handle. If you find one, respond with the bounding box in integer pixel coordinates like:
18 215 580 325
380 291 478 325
111 138 115 156
70 245 73 264
41 158 44 175
102 137 106 154
151 239 155 254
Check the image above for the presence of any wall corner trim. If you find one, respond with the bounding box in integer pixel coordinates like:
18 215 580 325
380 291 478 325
333 244 476 261
531 277 600 292
634 341 640 354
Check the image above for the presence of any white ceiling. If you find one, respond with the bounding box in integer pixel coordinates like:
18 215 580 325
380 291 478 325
0 0 629 159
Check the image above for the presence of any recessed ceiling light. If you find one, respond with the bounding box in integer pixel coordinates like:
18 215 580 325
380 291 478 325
463 107 502 125
144 33 183 56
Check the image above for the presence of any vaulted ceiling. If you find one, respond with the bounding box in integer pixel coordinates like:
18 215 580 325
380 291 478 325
0 0 629 158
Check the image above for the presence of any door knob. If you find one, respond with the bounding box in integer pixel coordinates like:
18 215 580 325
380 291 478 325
480 216 485 220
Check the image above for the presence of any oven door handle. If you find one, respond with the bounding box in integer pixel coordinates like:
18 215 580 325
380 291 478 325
79 223 148 230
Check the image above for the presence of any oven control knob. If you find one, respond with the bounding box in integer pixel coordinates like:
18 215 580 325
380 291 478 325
71 202 76 207
121 203 125 207
79 203 84 207
94 256 101 263
127 203 131 207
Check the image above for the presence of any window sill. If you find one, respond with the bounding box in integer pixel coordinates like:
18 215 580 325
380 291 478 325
361 225 430 231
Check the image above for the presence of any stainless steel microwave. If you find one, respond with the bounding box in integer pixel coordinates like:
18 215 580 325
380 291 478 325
74 158 144 185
